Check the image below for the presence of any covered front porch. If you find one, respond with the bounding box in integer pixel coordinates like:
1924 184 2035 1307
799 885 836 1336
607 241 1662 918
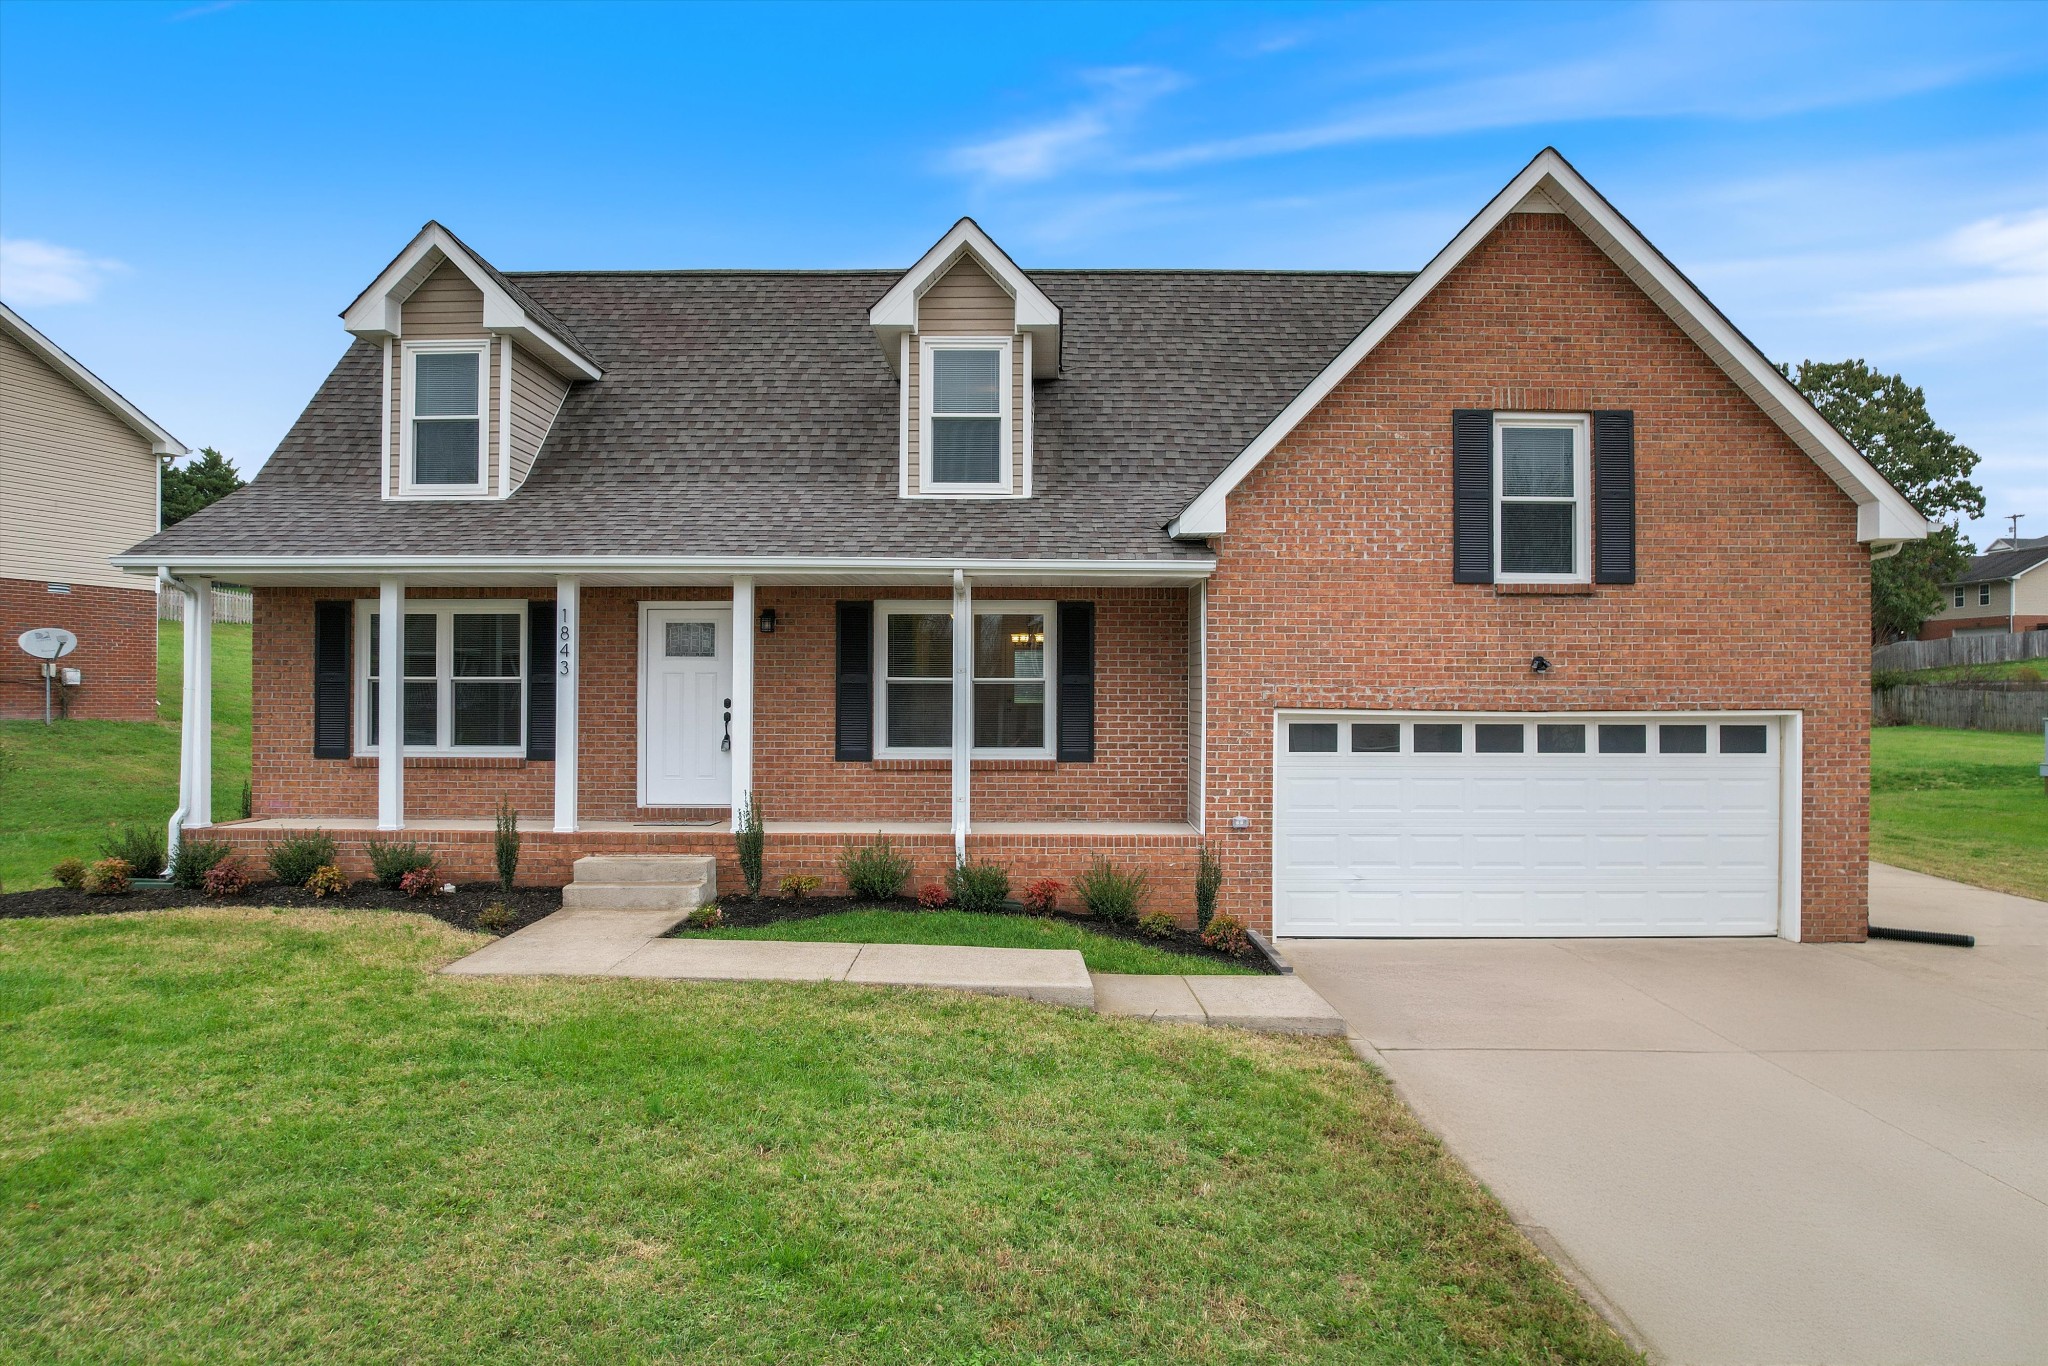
161 558 1211 902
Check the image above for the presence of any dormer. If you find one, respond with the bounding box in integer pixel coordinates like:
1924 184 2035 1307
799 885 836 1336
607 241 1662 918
870 220 1059 500
341 223 600 501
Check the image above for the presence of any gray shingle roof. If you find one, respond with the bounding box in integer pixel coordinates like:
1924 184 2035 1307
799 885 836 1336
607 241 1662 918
1954 546 2048 585
128 268 1412 564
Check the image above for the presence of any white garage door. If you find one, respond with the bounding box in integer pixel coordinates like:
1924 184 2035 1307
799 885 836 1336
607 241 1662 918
1274 714 1784 937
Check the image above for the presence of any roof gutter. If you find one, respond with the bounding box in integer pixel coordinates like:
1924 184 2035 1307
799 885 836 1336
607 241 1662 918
114 552 1216 581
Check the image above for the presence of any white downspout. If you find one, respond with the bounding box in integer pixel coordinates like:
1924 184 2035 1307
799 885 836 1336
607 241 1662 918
159 565 193 864
951 567 972 865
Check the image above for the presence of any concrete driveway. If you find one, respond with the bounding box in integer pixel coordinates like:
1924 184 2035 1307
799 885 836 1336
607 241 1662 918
1283 864 2048 1366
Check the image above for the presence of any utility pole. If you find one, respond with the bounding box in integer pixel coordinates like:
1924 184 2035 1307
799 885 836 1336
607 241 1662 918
2008 513 2025 545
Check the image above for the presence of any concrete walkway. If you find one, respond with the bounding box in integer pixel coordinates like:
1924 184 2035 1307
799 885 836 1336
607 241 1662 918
443 905 1342 1032
1283 864 2048 1366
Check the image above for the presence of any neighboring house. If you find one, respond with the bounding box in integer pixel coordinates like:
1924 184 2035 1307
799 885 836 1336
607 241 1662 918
117 150 1926 942
1917 545 2048 639
1 302 186 721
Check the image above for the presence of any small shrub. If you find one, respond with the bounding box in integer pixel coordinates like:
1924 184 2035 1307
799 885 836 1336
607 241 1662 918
735 792 765 898
839 834 912 902
1021 877 1063 916
1137 910 1177 939
203 854 254 898
99 822 167 879
476 900 518 932
1870 668 1911 693
1202 913 1250 957
305 864 348 898
494 796 521 891
366 839 433 889
916 882 949 909
947 860 1011 915
1075 857 1147 925
1195 844 1224 932
267 831 336 888
686 902 724 928
51 857 87 891
398 866 444 899
170 839 231 890
779 873 821 901
83 857 132 896
238 778 253 820
2014 664 2043 684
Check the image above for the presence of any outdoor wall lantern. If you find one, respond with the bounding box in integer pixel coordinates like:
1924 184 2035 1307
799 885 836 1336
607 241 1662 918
1530 655 1551 674
758 608 778 635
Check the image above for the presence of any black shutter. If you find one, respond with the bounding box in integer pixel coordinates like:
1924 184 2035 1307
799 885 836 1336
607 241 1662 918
312 600 351 758
1056 600 1095 763
835 601 874 762
1451 408 1495 583
1592 410 1637 585
526 599 556 761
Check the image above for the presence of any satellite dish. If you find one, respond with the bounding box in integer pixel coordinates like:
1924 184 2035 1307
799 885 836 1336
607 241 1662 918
17 628 78 660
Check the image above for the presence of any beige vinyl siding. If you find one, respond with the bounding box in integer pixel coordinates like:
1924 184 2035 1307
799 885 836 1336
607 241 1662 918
1927 580 2011 622
918 256 1013 335
905 256 1027 497
389 262 497 496
0 329 159 592
2022 570 2048 616
507 342 571 492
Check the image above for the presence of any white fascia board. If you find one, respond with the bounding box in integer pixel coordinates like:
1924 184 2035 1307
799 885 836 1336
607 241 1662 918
111 552 1216 582
869 217 1060 377
0 302 189 457
1171 149 1928 544
340 223 602 382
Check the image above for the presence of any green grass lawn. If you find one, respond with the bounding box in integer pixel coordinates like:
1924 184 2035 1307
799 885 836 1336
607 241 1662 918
1871 725 2048 900
0 909 1633 1364
0 622 250 892
696 908 1256 975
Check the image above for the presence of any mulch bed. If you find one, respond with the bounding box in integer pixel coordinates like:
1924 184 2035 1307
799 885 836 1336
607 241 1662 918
672 893 1274 973
0 882 563 936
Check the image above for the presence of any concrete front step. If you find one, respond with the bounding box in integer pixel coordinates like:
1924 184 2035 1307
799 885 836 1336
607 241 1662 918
572 854 716 888
562 881 712 912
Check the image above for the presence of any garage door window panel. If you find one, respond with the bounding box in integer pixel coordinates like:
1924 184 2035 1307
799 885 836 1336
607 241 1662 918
1660 724 1708 754
1475 723 1525 753
1538 723 1586 754
1598 723 1647 754
1351 722 1399 753
1721 724 1769 754
1288 722 1340 753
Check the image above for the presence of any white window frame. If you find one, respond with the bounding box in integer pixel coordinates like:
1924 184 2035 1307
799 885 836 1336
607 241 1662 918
354 599 526 757
874 599 1055 759
1979 583 1993 606
400 340 491 498
1953 588 1967 608
1493 412 1591 585
918 336 1013 497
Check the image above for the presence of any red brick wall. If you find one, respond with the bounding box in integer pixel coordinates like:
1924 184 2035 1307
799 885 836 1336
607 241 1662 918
1201 212 1873 941
0 577 157 722
1916 616 2048 641
248 584 1189 825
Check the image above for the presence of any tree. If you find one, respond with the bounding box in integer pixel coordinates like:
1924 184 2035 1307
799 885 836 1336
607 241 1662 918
1781 359 1984 643
160 447 245 527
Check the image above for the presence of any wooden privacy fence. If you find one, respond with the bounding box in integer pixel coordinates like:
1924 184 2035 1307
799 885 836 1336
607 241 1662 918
1872 631 2048 672
158 585 253 625
1873 685 2048 734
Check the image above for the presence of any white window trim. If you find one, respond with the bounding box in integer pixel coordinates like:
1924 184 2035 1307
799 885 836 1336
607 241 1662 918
917 335 1013 498
399 340 491 499
1493 412 1591 585
354 599 527 757
874 598 1054 759
1979 583 1993 606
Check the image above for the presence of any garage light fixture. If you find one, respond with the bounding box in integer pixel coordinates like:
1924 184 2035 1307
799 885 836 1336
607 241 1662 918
1530 655 1551 674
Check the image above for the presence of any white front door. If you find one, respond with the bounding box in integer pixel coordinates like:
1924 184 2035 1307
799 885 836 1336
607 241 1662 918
642 607 734 807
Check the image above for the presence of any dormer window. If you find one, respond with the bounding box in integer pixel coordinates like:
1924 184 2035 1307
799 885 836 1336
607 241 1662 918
925 340 1010 491
403 341 488 495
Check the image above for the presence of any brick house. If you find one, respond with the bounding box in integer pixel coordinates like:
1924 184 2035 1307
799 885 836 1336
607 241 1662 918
1916 542 2048 639
3 303 186 721
119 150 1924 942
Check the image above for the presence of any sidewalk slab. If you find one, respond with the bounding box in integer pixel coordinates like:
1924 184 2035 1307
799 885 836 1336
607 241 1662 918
1186 974 1346 1035
612 938 860 982
845 943 1094 1008
1091 973 1206 1023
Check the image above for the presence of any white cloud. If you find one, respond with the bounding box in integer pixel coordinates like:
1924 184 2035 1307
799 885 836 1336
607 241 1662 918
943 67 1184 185
1846 208 2048 325
0 238 127 307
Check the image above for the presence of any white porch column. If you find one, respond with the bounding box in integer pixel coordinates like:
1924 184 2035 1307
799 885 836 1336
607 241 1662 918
553 576 579 833
186 576 214 828
951 568 972 863
376 577 404 830
730 576 755 831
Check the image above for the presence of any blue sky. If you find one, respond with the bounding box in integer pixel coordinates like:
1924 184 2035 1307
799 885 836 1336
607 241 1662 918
3 0 2043 546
